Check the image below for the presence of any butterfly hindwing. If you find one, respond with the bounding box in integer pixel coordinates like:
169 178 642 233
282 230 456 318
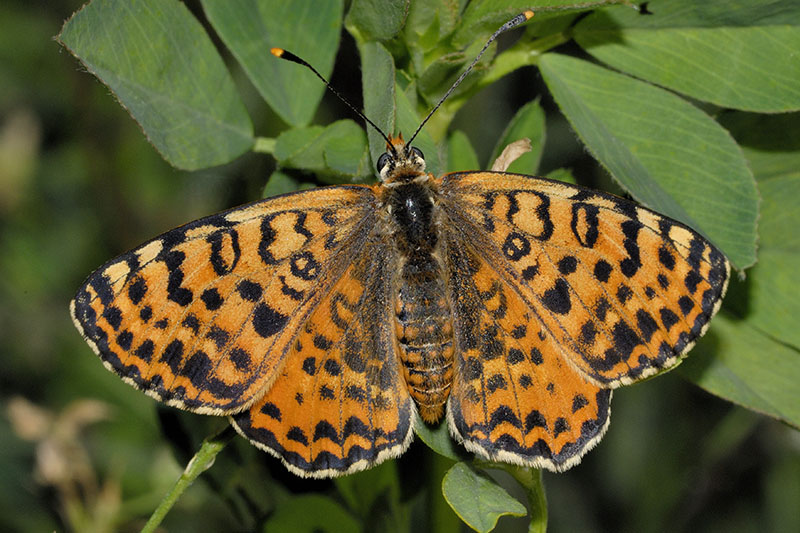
71 186 378 415
442 228 612 470
440 171 730 388
232 225 415 477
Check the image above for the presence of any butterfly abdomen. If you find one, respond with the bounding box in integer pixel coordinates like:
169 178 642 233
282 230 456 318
395 252 454 423
385 180 454 423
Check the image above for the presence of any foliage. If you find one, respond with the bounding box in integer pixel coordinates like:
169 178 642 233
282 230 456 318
2 0 799 531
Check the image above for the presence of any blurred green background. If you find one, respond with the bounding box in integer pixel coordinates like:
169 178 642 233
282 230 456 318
1 1 798 532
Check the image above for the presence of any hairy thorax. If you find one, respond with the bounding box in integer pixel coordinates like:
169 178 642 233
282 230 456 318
381 178 454 423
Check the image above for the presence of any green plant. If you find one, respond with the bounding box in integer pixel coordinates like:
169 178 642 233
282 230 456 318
54 0 799 531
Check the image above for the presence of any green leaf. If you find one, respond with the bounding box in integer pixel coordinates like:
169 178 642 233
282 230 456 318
203 0 343 127
404 0 462 50
545 167 577 184
453 0 623 47
57 0 253 170
262 170 299 198
262 494 360 533
719 111 800 180
539 53 758 269
359 41 442 178
334 460 402 525
442 462 527 532
360 41 396 172
733 173 800 350
273 120 370 183
575 0 800 112
346 0 409 41
415 420 469 462
490 99 545 175
416 45 479 104
679 314 800 430
447 130 480 172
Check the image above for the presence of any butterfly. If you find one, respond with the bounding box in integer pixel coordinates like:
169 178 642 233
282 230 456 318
70 11 729 478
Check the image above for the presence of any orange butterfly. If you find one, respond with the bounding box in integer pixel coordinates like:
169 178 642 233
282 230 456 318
71 11 729 478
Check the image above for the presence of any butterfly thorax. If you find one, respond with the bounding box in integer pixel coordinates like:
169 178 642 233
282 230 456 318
382 177 454 424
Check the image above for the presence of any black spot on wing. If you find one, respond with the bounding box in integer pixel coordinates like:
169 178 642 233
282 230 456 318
229 347 252 372
619 220 642 278
237 279 263 302
594 260 612 283
164 250 193 306
128 277 147 304
135 339 155 362
553 417 570 438
525 410 547 432
611 320 641 359
616 284 633 304
160 340 184 374
181 313 200 333
660 308 679 330
502 232 531 261
324 359 341 377
636 309 659 343
252 303 289 338
302 357 316 376
102 306 122 330
207 228 240 275
542 279 571 314
658 245 675 270
557 256 577 275
206 326 230 349
571 202 599 248
678 296 694 316
116 330 133 350
487 374 507 392
201 288 223 311
261 402 281 420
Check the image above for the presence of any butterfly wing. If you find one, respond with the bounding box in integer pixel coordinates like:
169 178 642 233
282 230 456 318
441 229 611 471
231 227 415 478
71 186 380 415
439 171 729 470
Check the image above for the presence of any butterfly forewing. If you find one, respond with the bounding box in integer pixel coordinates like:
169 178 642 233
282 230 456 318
440 172 730 388
232 225 415 477
71 186 379 415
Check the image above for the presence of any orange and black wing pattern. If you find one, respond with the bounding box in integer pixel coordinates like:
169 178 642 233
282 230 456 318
439 171 729 470
71 186 379 416
231 227 415 477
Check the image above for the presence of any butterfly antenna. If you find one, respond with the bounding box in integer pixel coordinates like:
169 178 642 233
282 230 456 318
271 47 395 150
405 10 535 150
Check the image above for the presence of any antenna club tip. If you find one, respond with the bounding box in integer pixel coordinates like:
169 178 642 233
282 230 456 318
270 47 285 58
523 10 534 20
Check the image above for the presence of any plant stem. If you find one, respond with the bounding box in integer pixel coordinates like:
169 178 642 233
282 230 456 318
141 426 235 533
507 467 548 533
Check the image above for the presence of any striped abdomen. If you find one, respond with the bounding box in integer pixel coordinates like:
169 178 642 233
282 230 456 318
395 252 454 423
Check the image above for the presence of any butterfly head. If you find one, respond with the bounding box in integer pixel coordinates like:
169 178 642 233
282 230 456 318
377 133 426 184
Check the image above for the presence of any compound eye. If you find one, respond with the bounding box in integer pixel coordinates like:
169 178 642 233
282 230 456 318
377 152 392 173
410 146 424 160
